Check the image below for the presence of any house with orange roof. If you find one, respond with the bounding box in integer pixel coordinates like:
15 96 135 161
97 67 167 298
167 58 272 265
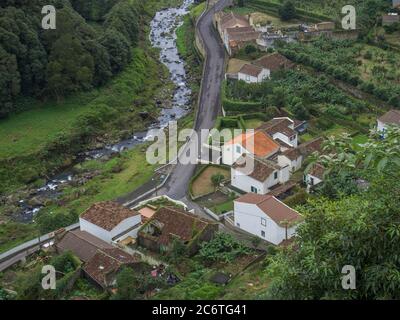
221 130 280 165
233 193 301 245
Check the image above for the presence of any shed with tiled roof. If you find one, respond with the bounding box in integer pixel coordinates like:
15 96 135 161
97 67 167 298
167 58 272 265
80 201 142 244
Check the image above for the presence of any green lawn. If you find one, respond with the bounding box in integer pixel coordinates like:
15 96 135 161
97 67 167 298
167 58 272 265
211 200 234 215
0 96 95 159
244 118 264 129
39 144 157 217
190 1 206 20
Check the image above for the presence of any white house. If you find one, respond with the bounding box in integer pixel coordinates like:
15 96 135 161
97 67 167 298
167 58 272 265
222 130 280 165
238 63 270 83
377 109 400 137
305 163 325 192
231 156 290 194
80 201 142 244
277 137 323 172
234 193 301 245
259 117 298 148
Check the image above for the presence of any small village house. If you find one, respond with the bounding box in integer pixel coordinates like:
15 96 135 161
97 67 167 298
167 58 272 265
277 137 323 173
214 11 250 40
82 248 141 289
233 193 301 245
80 201 142 244
258 117 299 148
222 130 280 165
305 163 325 192
237 63 270 83
137 207 218 255
253 53 295 73
224 27 261 55
382 13 400 26
54 228 141 289
314 21 335 31
55 229 114 262
231 156 290 194
377 109 400 137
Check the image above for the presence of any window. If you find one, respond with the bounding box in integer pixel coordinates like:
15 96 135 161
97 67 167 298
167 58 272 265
251 186 258 193
261 218 267 226
261 231 265 237
290 135 296 141
236 223 240 228
310 177 314 186
274 171 278 180
246 75 250 81
236 145 241 154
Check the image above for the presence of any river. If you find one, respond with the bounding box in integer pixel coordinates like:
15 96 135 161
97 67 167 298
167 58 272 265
13 0 195 222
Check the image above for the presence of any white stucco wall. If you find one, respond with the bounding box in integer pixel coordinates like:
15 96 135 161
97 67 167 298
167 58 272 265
231 166 284 194
222 143 250 165
233 201 297 245
277 155 302 172
305 173 323 193
238 68 270 84
272 132 298 147
80 215 142 243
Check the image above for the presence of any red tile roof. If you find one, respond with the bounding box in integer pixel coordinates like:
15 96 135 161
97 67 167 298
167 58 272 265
220 12 250 30
56 230 114 262
235 193 301 227
226 131 280 158
239 63 264 77
80 201 140 231
83 248 140 288
309 163 325 180
141 207 216 246
378 110 400 125
226 27 261 42
258 117 296 138
283 137 323 161
253 53 295 71
233 156 280 182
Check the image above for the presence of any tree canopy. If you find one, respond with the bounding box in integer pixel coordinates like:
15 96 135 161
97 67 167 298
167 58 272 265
264 128 400 299
0 0 142 117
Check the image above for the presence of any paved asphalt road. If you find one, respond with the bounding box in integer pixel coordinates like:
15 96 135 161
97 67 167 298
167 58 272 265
158 0 230 200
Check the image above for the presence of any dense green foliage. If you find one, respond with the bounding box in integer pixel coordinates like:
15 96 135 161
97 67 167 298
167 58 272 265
199 232 251 264
225 68 367 118
0 0 141 117
279 38 400 107
278 1 296 21
265 128 400 299
15 251 80 300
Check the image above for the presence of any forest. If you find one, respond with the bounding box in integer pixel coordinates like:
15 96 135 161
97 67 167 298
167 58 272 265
0 0 140 118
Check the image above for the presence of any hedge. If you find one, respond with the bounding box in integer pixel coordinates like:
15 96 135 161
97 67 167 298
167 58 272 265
247 0 333 24
221 80 264 114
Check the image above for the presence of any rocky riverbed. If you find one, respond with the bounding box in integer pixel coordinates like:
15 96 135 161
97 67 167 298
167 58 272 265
1 0 195 223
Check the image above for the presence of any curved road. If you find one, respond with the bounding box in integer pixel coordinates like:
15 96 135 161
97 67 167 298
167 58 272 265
159 0 230 200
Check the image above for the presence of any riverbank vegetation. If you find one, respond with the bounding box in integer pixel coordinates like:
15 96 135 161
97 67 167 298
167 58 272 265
0 0 187 252
0 0 182 195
